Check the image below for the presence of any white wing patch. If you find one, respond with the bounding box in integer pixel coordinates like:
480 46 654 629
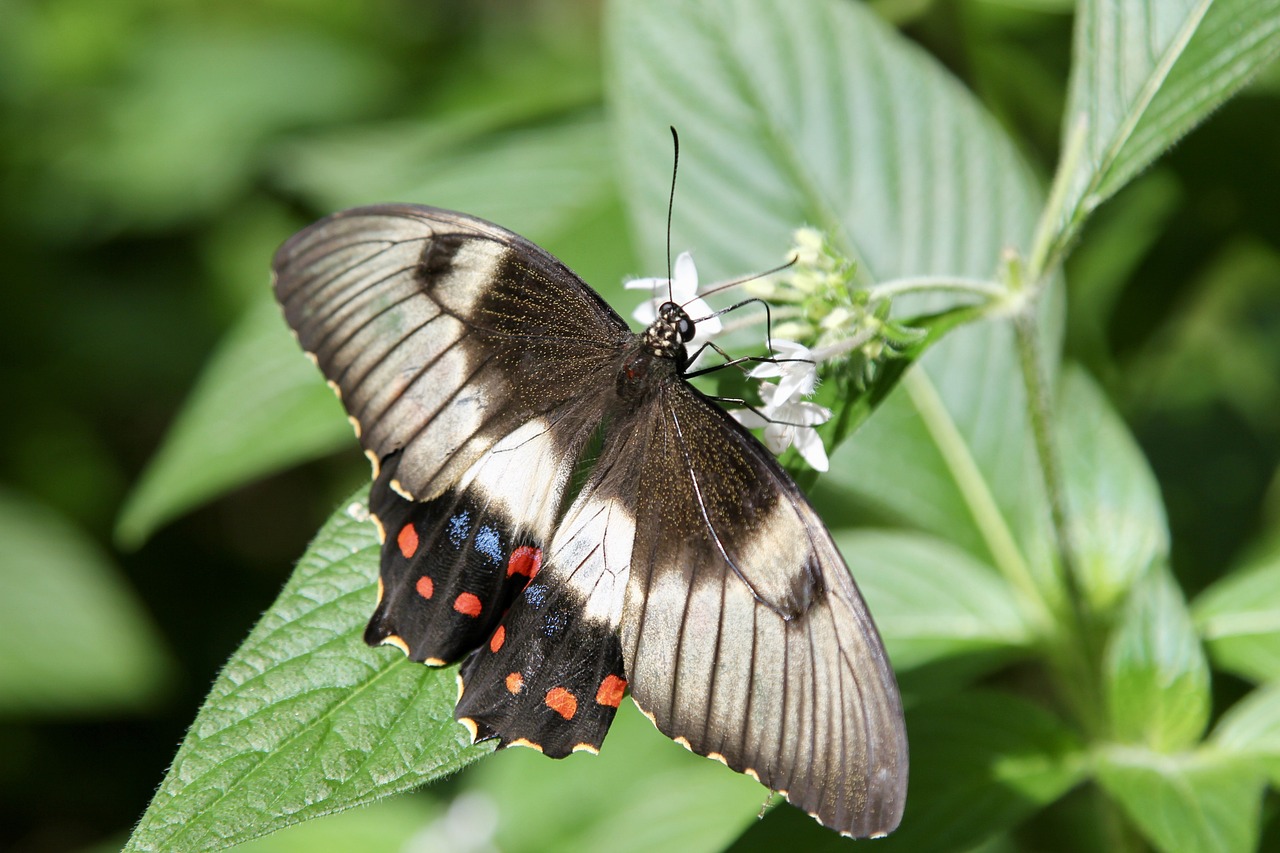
458 418 573 542
547 491 636 626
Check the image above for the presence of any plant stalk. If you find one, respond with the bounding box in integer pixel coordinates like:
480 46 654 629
1011 300 1103 733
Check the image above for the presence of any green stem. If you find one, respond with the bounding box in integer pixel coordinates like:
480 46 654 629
1011 298 1103 734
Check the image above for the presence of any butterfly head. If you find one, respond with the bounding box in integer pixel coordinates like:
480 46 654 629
641 301 695 363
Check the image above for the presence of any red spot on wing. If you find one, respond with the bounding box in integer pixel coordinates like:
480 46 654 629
595 674 627 708
545 687 578 720
489 624 506 653
453 592 482 617
415 575 434 599
507 545 542 579
397 523 419 559
505 672 524 694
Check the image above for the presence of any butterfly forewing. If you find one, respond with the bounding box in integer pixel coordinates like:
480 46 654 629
272 204 907 839
272 205 629 502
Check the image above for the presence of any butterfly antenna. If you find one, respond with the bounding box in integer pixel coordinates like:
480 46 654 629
693 256 798 303
666 126 680 303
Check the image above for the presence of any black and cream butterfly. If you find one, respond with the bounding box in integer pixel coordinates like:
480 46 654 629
272 205 907 838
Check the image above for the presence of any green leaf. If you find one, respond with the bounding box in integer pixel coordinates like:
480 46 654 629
833 529 1033 679
1193 540 1280 682
877 691 1085 851
116 298 351 548
126 490 489 853
1211 682 1280 786
1057 367 1169 610
0 488 171 714
39 23 390 234
1058 0 1280 244
274 111 617 242
1104 565 1210 751
471 701 767 853
1095 745 1266 853
610 0 1040 282
608 0 1052 602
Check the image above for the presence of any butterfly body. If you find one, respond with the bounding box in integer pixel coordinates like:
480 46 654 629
273 204 907 837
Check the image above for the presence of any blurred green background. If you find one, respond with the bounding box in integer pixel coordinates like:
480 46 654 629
1 0 1278 851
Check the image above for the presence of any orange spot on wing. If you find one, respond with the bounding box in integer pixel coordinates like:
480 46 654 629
415 575 434 599
507 545 542 579
506 672 524 694
545 687 578 720
595 674 627 708
397 523 419 559
454 592 482 617
489 624 506 653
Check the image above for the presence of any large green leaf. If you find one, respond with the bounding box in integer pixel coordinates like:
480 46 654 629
1103 565 1210 751
0 489 171 713
34 23 390 234
1056 367 1168 610
609 0 1040 282
1095 745 1266 853
833 529 1033 679
1057 0 1280 250
126 489 489 852
1193 539 1280 682
608 0 1052 605
116 299 351 548
273 111 616 243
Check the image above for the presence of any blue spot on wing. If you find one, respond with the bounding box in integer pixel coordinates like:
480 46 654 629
475 524 503 565
524 582 548 608
543 608 569 637
448 510 471 548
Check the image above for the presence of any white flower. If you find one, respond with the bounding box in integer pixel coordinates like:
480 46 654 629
747 339 818 401
731 381 832 472
625 251 722 346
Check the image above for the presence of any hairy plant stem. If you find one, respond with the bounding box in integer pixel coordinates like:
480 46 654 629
1010 293 1103 735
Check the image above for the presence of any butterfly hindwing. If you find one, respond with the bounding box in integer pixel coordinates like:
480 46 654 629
455 577 628 757
456 481 635 756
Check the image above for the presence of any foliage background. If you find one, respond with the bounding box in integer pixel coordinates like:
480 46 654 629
2 0 1279 851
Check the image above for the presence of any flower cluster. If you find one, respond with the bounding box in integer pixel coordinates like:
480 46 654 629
748 227 921 389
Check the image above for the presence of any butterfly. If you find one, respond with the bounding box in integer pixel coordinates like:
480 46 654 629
272 204 907 838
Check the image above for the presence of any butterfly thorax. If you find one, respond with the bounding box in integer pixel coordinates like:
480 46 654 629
619 301 694 400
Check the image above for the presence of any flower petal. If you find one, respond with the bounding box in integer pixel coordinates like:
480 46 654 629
793 426 829 472
729 408 769 429
672 251 698 300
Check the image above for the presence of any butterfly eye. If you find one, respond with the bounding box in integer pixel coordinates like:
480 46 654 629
677 315 694 342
